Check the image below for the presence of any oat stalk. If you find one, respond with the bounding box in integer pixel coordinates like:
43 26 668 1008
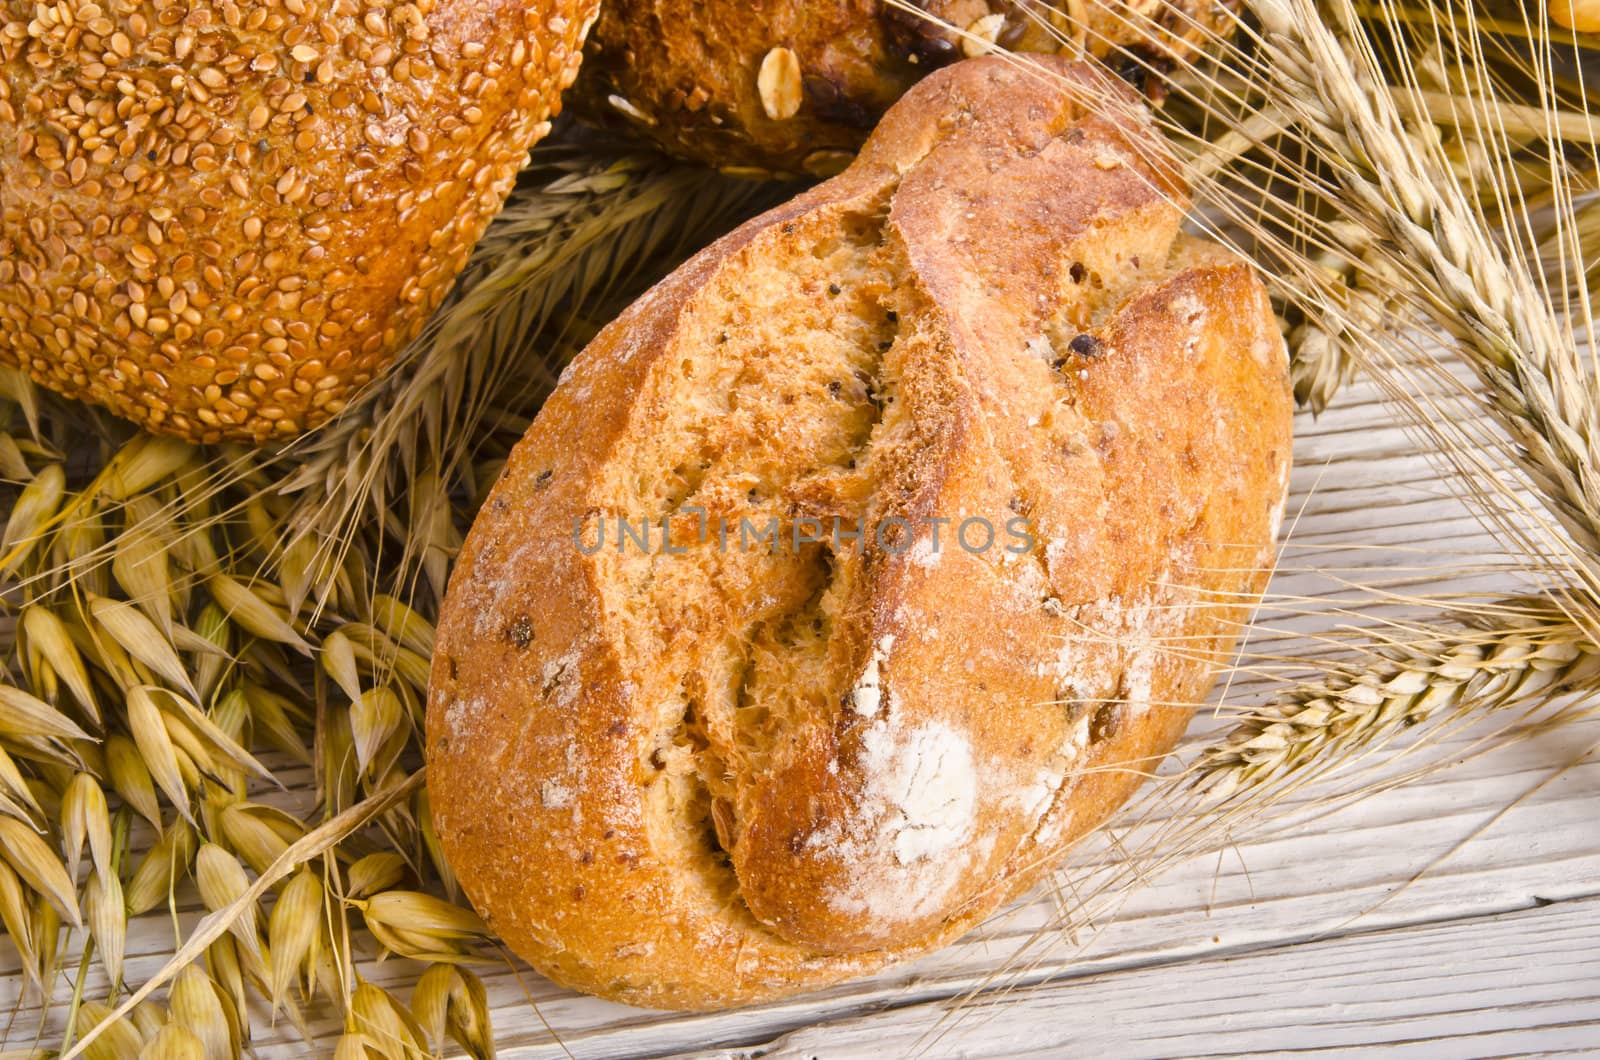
61 770 424 1060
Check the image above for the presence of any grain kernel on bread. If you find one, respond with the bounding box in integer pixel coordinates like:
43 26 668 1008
428 56 1293 1010
0 0 599 443
572 0 1238 174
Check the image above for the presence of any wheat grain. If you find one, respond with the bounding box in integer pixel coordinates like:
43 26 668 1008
350 981 428 1059
84 870 126 988
20 606 100 722
202 936 250 1050
412 964 495 1060
193 844 247 909
369 595 434 657
73 1002 143 1060
350 689 404 779
136 1024 205 1060
357 891 489 964
92 436 195 504
0 815 81 927
236 685 311 766
415 787 458 902
108 500 175 623
0 365 41 434
267 869 324 1010
207 692 249 791
128 1002 167 1044
205 575 309 653
0 431 29 480
68 611 141 693
61 772 112 884
0 684 92 747
335 624 431 693
0 858 43 990
218 802 303 877
188 606 232 706
124 822 196 917
53 508 111 595
194 845 265 963
88 596 197 700
331 1034 376 1060
0 743 43 819
127 686 192 820
408 965 456 1053
0 463 64 574
1195 598 1600 801
29 899 63 995
156 690 271 785
363 892 488 939
68 774 425 1058
104 734 163 828
320 630 365 705
167 965 234 1060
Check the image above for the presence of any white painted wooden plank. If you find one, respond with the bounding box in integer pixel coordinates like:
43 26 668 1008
364 716 1600 1059
701 897 1600 1059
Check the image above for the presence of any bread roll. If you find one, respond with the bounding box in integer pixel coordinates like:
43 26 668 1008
573 0 1235 175
427 55 1292 1010
0 0 598 443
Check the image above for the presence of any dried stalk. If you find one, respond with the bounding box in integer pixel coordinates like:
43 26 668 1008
1242 0 1600 563
62 771 424 1060
1195 598 1600 801
4 2 1600 1052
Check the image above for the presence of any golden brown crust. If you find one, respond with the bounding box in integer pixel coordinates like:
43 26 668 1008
427 56 1291 1010
571 0 1237 175
0 0 598 443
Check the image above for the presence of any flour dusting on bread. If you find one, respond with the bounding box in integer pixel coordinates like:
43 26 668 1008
814 718 980 922
848 636 896 718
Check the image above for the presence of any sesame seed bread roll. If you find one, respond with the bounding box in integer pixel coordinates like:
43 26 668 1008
573 0 1237 176
0 0 598 443
427 56 1292 1010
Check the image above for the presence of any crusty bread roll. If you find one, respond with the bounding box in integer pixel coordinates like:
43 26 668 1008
427 55 1292 1010
0 0 597 443
573 0 1235 175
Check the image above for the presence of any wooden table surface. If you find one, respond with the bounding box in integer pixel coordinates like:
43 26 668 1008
4 374 1597 1058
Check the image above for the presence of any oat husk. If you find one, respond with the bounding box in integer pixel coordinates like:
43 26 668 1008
6 6 1600 1053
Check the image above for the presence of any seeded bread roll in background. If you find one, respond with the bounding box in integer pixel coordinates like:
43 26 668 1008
427 55 1292 1010
0 0 598 443
572 0 1234 176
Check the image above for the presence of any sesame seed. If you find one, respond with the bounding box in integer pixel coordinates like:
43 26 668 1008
0 0 585 442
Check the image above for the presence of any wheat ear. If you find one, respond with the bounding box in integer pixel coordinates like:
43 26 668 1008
1194 596 1600 801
